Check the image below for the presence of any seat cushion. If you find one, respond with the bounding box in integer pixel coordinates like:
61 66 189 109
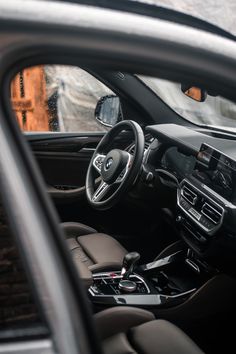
101 319 204 354
94 306 155 340
62 222 127 273
130 319 204 354
62 221 98 237
95 307 204 354
103 333 136 354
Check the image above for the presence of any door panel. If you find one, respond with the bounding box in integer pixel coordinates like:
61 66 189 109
26 131 133 202
27 133 103 201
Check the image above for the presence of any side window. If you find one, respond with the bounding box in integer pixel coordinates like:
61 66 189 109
0 195 45 334
10 65 116 132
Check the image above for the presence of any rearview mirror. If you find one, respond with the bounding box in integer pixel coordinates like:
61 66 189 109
95 95 121 127
181 84 207 102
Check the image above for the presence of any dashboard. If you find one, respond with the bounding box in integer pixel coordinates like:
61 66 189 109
161 143 236 202
161 147 196 180
144 123 236 271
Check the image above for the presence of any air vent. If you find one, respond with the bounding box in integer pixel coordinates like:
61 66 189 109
201 203 223 224
182 185 198 205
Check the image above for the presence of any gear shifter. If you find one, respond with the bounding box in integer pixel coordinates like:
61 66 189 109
121 252 140 280
119 252 140 293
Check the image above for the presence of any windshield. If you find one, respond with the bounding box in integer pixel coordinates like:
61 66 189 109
142 0 236 36
139 75 236 133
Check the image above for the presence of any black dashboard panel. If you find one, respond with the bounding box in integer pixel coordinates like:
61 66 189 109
161 147 196 180
145 123 236 269
193 143 236 202
146 124 236 160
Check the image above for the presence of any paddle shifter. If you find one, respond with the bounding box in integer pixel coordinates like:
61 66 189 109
119 252 140 293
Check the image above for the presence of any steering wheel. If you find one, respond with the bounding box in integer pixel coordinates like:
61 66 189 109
86 120 145 210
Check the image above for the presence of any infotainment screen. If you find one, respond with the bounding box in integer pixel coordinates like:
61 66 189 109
193 144 236 202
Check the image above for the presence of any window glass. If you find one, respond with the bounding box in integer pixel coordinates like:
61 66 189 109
138 75 236 133
11 65 114 132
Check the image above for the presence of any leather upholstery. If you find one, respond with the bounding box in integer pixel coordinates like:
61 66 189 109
62 222 98 237
130 320 204 354
103 333 135 354
95 307 204 354
62 222 127 279
94 307 155 340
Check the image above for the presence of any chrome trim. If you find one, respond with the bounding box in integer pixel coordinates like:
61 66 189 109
95 117 114 128
202 184 236 209
185 258 200 273
201 202 223 225
80 147 96 152
89 271 150 296
181 185 197 205
92 181 109 202
0 340 53 354
177 179 225 235
92 153 106 173
140 250 183 272
89 287 196 306
112 288 196 306
189 207 201 221
118 279 137 293
164 287 196 299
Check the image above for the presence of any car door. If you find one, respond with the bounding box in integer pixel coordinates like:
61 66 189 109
11 65 116 202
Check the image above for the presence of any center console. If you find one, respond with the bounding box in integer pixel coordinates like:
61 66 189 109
88 249 212 309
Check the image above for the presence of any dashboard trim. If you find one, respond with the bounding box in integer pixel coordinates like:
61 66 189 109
202 184 236 209
177 179 225 235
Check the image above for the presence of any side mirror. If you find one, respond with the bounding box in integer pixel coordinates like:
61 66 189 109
95 95 121 127
181 84 207 102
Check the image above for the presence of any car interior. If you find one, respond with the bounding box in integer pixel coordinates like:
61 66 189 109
0 0 236 353
4 62 236 354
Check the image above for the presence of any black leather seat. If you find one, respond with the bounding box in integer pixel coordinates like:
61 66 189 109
62 222 127 275
94 307 204 354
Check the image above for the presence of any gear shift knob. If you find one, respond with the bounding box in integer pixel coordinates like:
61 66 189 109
121 252 140 279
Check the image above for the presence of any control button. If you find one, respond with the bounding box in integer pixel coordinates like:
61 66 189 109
91 286 101 295
119 280 137 293
180 198 190 210
146 172 154 183
95 157 104 169
200 216 214 230
109 272 117 277
176 215 182 223
189 207 201 221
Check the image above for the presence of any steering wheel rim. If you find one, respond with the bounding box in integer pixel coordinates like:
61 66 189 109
86 120 145 210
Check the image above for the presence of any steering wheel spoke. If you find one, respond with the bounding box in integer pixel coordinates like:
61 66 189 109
93 154 106 174
92 180 111 202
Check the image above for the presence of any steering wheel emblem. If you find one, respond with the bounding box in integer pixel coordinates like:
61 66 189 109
105 157 113 170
